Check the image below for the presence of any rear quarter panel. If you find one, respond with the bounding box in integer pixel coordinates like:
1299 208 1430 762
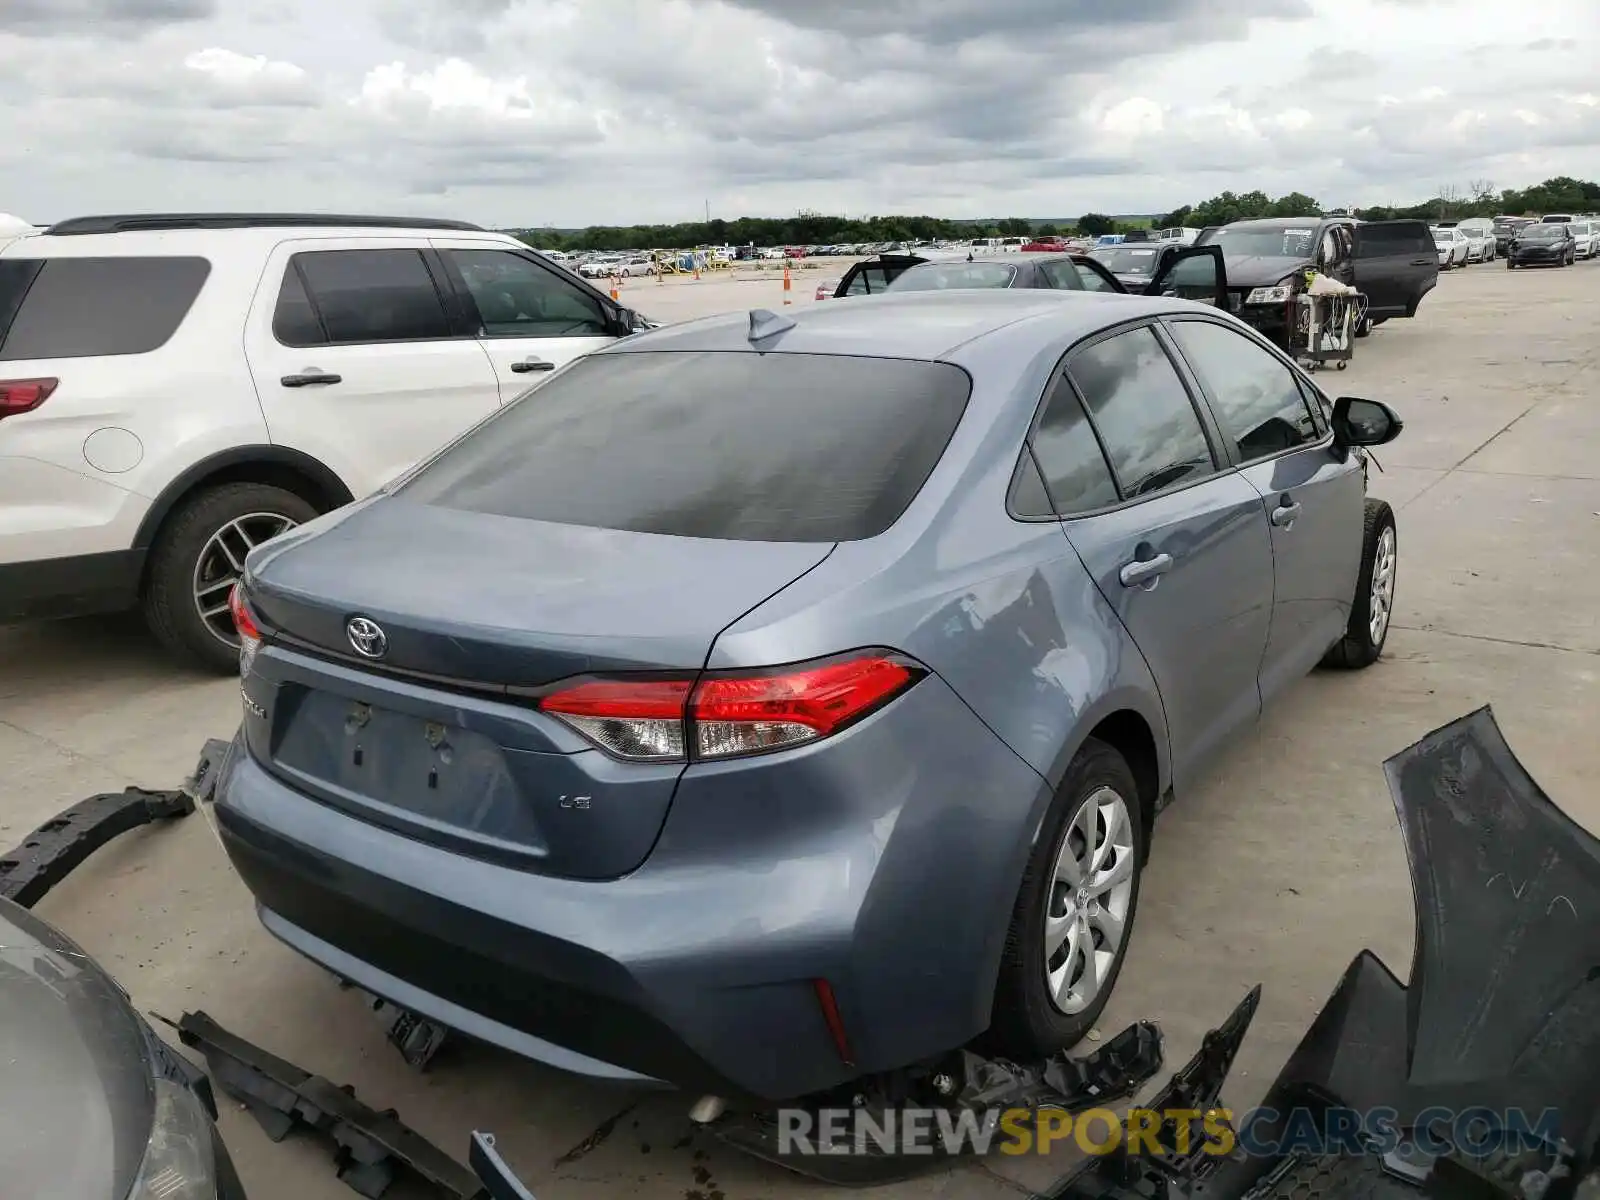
704 319 1171 1038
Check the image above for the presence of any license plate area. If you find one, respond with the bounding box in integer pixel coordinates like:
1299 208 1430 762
273 689 531 842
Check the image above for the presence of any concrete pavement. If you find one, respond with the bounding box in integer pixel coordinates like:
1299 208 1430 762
2 258 1597 1199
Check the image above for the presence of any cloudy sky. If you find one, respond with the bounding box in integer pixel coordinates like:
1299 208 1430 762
3 0 1597 228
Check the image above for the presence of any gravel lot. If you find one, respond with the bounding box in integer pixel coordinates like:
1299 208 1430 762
3 258 1597 1200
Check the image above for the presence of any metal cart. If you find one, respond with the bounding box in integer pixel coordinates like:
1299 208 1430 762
1294 288 1366 372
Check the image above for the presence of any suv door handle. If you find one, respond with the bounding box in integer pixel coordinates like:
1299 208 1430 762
509 357 555 374
1119 552 1173 588
1271 500 1303 528
1410 257 1435 266
281 370 342 388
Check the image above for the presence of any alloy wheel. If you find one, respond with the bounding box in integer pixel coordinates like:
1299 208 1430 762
1044 787 1136 1015
192 512 299 647
1369 525 1397 645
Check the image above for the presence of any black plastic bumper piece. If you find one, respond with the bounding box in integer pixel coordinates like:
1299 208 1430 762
172 1010 488 1200
714 1018 1165 1186
0 786 194 907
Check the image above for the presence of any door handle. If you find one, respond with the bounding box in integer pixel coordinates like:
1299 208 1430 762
509 357 555 374
1119 552 1173 588
1411 257 1435 266
1271 500 1303 528
281 370 341 388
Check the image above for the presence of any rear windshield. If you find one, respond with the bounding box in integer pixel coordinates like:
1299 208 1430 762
0 256 210 361
1090 247 1161 274
395 351 973 542
887 262 1018 292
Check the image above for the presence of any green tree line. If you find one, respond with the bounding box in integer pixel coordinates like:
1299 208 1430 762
511 176 1600 252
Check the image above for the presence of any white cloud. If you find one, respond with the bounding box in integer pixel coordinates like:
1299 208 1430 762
0 0 1597 226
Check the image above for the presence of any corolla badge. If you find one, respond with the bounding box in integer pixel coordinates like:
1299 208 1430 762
346 616 388 659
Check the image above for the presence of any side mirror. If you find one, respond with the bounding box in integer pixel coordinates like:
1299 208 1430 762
614 306 654 334
1331 396 1402 448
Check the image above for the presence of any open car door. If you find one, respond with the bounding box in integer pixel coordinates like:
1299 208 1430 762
831 253 927 298
1143 244 1228 308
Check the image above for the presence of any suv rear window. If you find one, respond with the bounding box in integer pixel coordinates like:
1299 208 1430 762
0 256 210 360
396 351 973 542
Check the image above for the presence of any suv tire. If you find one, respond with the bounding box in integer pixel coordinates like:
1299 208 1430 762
1321 499 1397 670
986 737 1145 1060
142 482 319 674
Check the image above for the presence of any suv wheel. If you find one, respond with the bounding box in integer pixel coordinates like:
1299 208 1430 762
1320 499 1397 670
143 482 319 673
986 738 1145 1059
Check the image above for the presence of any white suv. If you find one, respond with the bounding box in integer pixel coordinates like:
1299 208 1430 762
0 213 649 671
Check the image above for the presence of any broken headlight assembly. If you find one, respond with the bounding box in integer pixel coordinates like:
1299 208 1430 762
127 1078 220 1200
1245 283 1294 305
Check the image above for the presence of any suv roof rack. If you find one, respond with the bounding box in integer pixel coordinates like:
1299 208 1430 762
44 213 486 236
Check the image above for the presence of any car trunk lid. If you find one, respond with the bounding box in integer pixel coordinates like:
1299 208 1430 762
240 499 833 879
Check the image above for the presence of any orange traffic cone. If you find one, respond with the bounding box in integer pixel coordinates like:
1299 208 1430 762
609 275 620 301
782 264 792 305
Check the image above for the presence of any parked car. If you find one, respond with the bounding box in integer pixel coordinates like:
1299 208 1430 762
1195 217 1437 342
883 250 1228 307
1506 222 1577 267
215 288 1403 1105
1491 218 1533 258
0 894 248 1199
0 212 651 671
1568 219 1597 259
1540 213 1577 224
1431 226 1471 269
1087 241 1188 290
616 255 655 277
1455 220 1496 262
577 256 623 278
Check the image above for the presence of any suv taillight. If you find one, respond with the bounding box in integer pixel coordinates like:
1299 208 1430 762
538 652 924 763
0 378 57 421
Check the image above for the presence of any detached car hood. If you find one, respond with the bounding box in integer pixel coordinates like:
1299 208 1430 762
0 898 155 1200
1209 252 1307 288
1050 706 1600 1197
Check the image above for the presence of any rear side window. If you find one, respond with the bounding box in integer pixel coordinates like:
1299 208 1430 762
287 249 452 346
0 257 210 361
397 351 972 542
1356 222 1430 258
1067 327 1215 500
842 266 889 295
1027 375 1119 514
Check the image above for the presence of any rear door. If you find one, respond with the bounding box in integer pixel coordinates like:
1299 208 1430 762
429 240 619 400
833 254 925 297
1143 245 1227 308
1353 220 1436 316
1162 316 1364 699
244 239 501 498
1047 323 1275 792
1062 256 1127 293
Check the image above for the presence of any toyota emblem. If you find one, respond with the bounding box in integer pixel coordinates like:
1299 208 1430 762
346 616 388 659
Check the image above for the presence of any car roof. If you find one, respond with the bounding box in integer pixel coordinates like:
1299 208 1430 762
1222 217 1332 231
1 213 512 259
604 289 1206 362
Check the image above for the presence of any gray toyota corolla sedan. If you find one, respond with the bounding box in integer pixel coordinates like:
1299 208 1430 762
213 290 1401 1103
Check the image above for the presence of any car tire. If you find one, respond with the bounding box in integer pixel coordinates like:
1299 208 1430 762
142 482 319 674
985 738 1145 1060
1320 498 1397 671
1507 258 1516 269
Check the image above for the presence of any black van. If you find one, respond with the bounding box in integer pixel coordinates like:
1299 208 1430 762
1196 217 1438 341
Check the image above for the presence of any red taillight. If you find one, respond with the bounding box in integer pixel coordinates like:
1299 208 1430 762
229 583 262 643
0 377 57 421
536 678 692 761
536 653 920 763
813 978 856 1066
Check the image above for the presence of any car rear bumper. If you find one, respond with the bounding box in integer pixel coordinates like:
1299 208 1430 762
213 670 1053 1101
